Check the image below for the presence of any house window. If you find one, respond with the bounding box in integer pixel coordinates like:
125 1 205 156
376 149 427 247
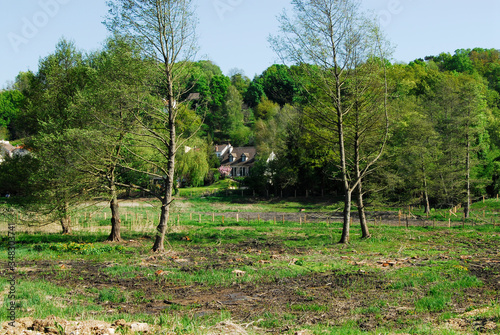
229 154 234 162
241 154 247 162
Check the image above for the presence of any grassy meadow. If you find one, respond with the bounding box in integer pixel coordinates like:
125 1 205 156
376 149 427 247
0 193 499 334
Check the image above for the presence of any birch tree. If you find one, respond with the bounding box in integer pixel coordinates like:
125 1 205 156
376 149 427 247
105 0 199 251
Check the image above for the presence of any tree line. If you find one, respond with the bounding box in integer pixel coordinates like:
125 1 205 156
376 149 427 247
1 0 499 246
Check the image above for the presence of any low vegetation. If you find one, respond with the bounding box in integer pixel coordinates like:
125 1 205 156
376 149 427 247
1 197 499 334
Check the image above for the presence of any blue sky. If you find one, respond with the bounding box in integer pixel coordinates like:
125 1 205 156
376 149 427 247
1 0 499 89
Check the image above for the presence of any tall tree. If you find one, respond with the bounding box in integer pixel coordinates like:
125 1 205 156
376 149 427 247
75 37 153 241
106 0 199 251
456 76 488 217
344 57 389 238
17 39 93 234
270 0 390 243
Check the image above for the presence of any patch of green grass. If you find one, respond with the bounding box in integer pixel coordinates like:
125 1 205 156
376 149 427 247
415 292 451 313
289 303 329 312
256 312 283 328
97 287 127 304
0 279 96 322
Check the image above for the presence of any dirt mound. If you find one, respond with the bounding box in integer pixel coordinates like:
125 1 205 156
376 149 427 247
1 317 151 335
1 317 258 335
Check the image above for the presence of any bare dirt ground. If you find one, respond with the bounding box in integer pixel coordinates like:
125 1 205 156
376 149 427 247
2 236 499 334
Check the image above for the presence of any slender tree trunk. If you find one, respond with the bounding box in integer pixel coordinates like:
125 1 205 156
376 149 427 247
107 181 122 242
339 189 352 244
357 181 370 238
464 131 470 218
338 107 352 243
423 189 431 215
153 202 169 251
334 63 352 244
61 218 71 234
107 136 123 242
60 202 71 234
354 113 370 239
421 162 431 215
153 162 175 251
153 73 176 252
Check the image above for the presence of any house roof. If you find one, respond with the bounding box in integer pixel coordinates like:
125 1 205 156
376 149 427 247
187 93 200 101
214 143 231 153
220 146 257 167
0 141 16 153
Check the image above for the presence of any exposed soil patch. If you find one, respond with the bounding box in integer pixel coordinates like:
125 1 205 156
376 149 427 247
467 259 500 291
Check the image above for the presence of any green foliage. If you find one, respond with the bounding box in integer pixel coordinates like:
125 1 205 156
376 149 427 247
260 64 298 106
224 85 252 146
176 138 210 187
17 39 91 137
254 97 280 120
230 72 251 97
244 76 266 107
5 29 500 225
209 75 231 109
0 154 38 196
0 89 24 131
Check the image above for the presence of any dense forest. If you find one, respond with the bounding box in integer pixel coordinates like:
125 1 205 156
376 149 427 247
1 36 500 239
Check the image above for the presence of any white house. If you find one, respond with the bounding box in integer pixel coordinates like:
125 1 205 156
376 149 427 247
0 140 30 163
